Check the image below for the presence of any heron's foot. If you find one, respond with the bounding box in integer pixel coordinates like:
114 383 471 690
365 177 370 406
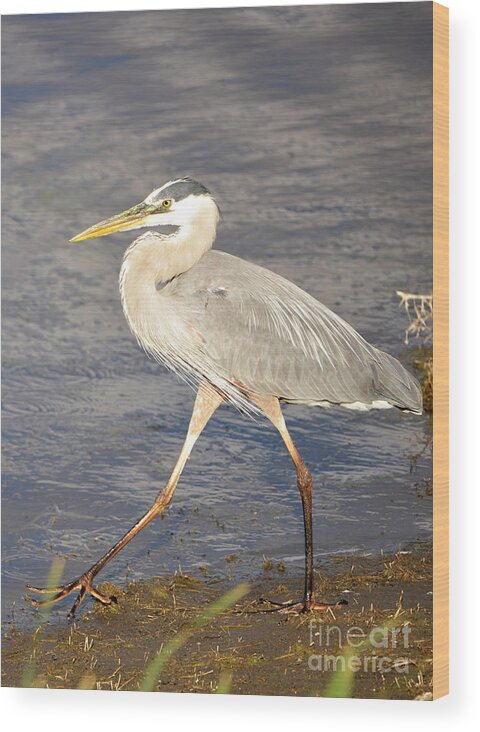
27 570 114 620
258 596 348 615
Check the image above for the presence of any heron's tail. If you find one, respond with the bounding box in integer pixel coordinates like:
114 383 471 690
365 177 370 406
372 350 423 414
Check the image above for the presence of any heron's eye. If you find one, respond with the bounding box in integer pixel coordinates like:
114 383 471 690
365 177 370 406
162 199 172 209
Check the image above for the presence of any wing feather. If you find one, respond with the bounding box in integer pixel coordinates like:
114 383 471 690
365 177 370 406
157 250 422 414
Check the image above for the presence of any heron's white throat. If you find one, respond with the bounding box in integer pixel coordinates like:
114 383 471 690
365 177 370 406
119 193 220 331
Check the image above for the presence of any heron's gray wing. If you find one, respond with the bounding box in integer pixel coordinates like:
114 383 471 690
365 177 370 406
170 251 421 413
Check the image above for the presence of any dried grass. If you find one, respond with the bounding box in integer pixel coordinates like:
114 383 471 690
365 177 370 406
397 291 433 412
396 291 432 345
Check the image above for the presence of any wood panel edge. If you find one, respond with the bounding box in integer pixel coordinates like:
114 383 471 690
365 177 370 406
432 0 449 701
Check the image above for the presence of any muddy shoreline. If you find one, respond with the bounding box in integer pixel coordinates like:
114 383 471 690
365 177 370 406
2 544 432 699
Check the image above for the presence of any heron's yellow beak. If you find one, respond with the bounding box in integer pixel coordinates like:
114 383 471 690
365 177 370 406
69 203 155 242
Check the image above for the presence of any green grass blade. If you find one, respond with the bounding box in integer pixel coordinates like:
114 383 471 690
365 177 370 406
215 670 233 694
140 583 248 692
21 557 65 687
323 649 355 698
323 615 402 698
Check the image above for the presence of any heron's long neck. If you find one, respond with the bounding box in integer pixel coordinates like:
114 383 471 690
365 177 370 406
119 204 218 332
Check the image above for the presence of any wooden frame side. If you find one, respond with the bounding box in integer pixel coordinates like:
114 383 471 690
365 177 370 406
432 1 449 701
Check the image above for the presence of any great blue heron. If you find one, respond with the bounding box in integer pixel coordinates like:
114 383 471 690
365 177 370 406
28 178 422 618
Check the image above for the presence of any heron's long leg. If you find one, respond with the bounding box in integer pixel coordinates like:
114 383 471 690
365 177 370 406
248 393 346 613
28 384 223 619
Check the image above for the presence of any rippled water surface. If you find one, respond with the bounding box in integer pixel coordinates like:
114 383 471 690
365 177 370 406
2 3 432 627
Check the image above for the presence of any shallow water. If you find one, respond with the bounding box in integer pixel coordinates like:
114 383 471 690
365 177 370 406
2 4 432 628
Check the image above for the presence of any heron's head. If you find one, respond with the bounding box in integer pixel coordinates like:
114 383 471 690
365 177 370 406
70 178 220 242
